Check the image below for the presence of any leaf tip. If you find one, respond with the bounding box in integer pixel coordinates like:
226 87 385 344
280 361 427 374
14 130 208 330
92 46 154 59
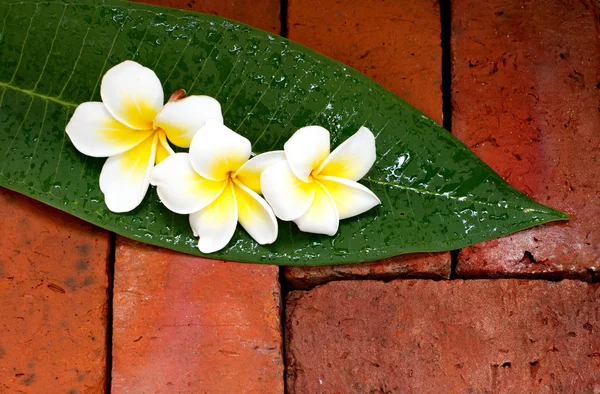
538 206 569 222
522 203 569 223
556 210 569 221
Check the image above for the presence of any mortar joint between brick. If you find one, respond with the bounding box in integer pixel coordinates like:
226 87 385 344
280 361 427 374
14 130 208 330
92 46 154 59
104 232 116 394
280 0 289 37
440 0 452 132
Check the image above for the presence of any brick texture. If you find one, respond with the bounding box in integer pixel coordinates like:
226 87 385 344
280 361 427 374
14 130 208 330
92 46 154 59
285 0 449 288
288 0 442 123
111 239 283 393
286 279 600 393
0 188 110 393
452 0 600 279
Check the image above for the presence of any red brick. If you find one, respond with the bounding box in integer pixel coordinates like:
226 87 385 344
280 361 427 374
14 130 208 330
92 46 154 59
111 238 283 393
452 0 600 278
284 253 450 290
132 0 281 33
288 0 442 123
285 0 449 287
0 188 110 393
286 279 600 393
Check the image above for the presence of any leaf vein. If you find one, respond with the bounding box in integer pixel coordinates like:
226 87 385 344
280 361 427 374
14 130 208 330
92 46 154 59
9 3 38 83
0 81 78 108
33 4 68 91
48 108 72 194
234 61 287 135
365 177 542 213
163 36 193 86
0 4 11 41
256 63 319 149
90 20 124 100
187 26 231 93
131 25 150 61
24 100 49 178
0 96 34 175
59 23 93 99
213 46 247 99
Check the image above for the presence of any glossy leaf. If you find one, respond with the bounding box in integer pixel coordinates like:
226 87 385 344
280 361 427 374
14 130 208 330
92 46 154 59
0 0 567 265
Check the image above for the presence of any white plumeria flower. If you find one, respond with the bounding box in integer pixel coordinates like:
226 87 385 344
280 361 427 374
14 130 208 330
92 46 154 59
261 126 381 236
66 60 223 213
150 119 283 253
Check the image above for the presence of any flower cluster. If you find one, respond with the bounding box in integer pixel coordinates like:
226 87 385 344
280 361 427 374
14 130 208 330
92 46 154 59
67 60 380 253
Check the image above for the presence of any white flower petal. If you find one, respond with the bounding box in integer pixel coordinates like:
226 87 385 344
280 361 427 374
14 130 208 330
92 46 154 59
316 126 376 181
151 153 228 215
155 130 175 164
233 179 278 245
260 160 316 221
189 119 252 181
154 95 223 148
99 132 158 213
284 125 330 182
101 60 164 130
316 176 381 219
234 150 286 194
189 181 238 253
294 182 339 236
66 102 153 157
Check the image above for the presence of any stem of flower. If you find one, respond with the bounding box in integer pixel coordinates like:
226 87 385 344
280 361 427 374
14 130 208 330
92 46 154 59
168 89 186 102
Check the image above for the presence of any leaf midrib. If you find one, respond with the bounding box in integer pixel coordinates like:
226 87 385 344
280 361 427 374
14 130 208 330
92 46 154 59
0 80 78 108
0 79 556 217
364 177 554 215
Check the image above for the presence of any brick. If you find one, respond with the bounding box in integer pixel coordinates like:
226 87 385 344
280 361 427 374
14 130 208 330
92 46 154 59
452 0 600 279
0 188 110 393
285 0 449 287
288 0 442 123
132 0 281 33
286 279 600 393
111 238 283 393
284 253 450 290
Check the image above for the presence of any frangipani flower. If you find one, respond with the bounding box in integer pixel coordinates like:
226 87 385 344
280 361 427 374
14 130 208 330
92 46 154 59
261 126 381 235
66 60 222 212
150 119 283 253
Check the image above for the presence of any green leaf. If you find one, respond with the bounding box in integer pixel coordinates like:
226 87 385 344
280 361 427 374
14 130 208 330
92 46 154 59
0 0 567 265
